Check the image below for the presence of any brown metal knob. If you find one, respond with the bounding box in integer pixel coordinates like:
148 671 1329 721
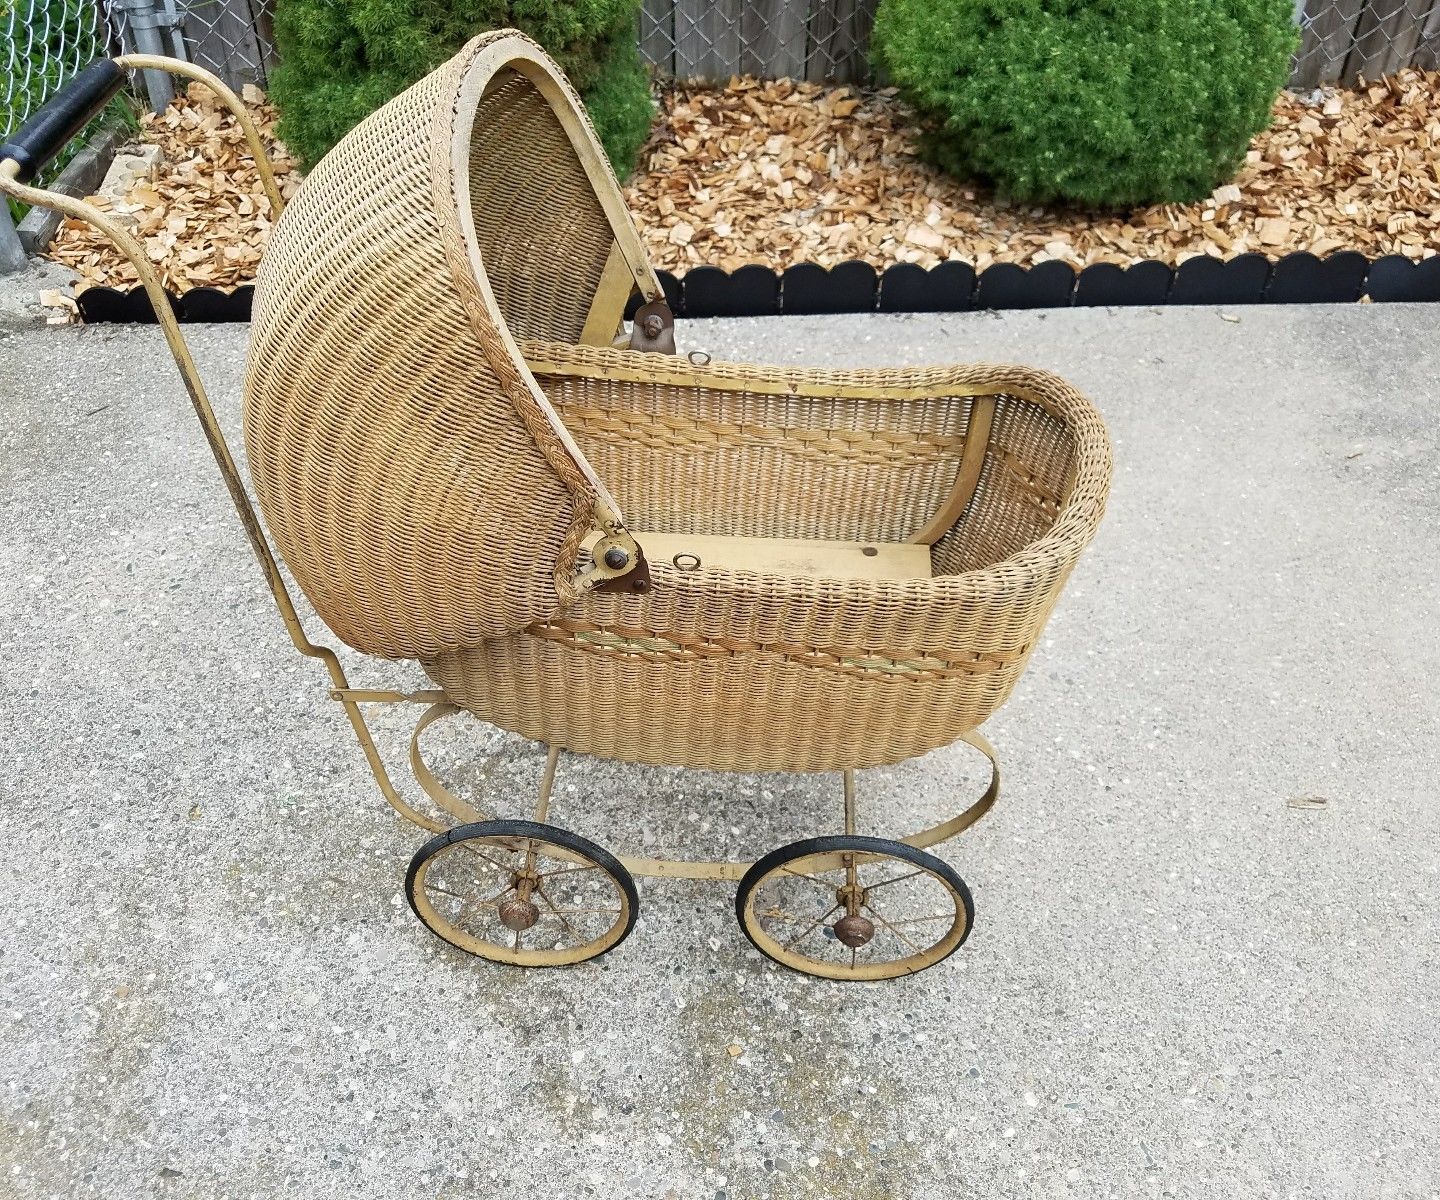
833 914 875 948
498 897 539 932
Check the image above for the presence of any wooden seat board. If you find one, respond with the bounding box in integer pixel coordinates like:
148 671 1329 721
630 530 932 581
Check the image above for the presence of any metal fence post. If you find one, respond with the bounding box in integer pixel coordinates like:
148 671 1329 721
159 0 190 61
112 0 177 112
1 205 27 275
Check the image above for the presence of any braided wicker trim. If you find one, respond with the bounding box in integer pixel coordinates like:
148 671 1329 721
557 404 968 468
431 32 606 607
525 618 1028 682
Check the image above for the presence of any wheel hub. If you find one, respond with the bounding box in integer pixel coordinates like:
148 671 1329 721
832 913 875 948
498 896 540 931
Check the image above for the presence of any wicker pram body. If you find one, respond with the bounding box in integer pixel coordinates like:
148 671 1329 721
243 32 1111 773
3 31 1110 974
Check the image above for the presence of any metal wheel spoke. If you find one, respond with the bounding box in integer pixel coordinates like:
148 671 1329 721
883 913 954 927
535 863 601 880
408 820 637 967
536 888 590 945
476 882 517 908
779 902 842 948
457 843 519 874
779 865 840 892
736 836 971 981
863 868 926 892
437 881 514 919
862 903 928 954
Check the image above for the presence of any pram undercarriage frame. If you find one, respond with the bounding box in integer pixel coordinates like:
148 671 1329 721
2 38 1107 980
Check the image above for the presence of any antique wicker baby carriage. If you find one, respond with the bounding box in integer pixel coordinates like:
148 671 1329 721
2 32 1110 980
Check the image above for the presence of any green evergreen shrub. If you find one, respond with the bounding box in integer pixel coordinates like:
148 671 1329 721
269 0 652 176
872 0 1298 207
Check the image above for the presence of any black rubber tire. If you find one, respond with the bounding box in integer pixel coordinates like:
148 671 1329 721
406 820 639 966
734 834 975 980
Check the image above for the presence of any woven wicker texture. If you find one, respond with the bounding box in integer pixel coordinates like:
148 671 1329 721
424 349 1110 771
241 31 1111 772
244 31 642 656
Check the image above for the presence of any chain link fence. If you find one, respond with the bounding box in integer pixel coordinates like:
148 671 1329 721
638 0 1440 87
1293 0 1440 87
3 0 118 148
174 0 274 89
3 0 272 140
640 0 877 84
6 0 1439 268
2 0 276 268
8 0 1440 142
3 0 127 267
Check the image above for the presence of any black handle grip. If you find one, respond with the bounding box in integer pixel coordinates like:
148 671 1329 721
1 59 126 184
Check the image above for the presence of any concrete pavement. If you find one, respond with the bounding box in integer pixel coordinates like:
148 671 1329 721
1 304 1437 1198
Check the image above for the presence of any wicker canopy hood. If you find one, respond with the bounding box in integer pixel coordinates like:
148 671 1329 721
244 32 662 658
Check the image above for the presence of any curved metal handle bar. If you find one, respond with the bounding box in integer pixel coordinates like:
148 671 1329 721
0 151 431 831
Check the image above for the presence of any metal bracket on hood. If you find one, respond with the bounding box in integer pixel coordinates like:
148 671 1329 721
628 299 677 355
575 503 652 595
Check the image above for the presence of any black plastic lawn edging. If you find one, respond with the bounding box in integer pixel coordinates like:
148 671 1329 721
73 251 1440 324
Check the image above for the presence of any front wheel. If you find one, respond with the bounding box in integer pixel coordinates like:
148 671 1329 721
735 835 974 981
406 820 638 967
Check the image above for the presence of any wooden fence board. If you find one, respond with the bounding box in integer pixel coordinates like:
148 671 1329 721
805 0 840 82
740 0 805 79
639 0 675 74
181 0 269 89
805 0 878 83
167 0 1440 94
675 0 744 80
1346 0 1435 81
1416 0 1440 66
248 0 277 74
841 0 879 83
1293 0 1367 85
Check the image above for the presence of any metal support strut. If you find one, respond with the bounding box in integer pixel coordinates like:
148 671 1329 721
400 702 1001 882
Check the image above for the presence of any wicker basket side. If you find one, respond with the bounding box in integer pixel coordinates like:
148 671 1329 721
423 636 1036 772
429 352 1110 770
534 366 980 546
525 344 1110 622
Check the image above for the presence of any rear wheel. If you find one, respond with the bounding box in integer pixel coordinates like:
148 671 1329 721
406 820 638 967
735 835 973 981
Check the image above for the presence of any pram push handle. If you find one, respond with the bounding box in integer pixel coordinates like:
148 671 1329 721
0 59 127 183
0 55 285 214
0 57 443 835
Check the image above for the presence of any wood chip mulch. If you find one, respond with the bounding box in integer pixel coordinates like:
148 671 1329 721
45 67 1440 296
627 68 1440 272
46 82 300 292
